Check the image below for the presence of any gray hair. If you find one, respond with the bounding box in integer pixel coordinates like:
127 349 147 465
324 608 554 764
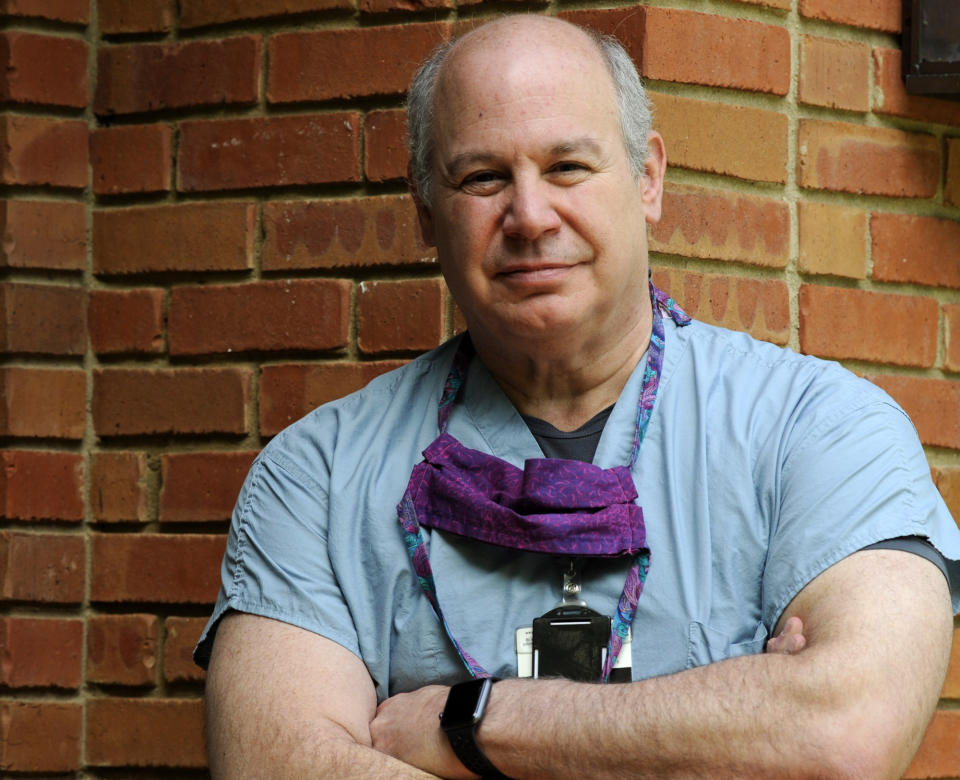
405 23 653 208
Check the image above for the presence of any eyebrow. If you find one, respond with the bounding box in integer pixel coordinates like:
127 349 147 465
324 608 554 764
442 137 606 178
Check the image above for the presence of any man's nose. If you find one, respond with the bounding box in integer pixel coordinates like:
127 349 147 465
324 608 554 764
502 175 562 240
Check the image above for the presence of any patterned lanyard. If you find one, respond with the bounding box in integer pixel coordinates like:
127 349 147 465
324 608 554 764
398 284 690 681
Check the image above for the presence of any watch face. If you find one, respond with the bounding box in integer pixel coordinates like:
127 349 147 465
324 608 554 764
442 678 491 729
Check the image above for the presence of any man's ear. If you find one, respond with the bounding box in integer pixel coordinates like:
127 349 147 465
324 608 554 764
408 164 436 247
640 131 667 226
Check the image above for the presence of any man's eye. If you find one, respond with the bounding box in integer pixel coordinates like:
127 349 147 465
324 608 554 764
550 162 588 176
459 171 505 193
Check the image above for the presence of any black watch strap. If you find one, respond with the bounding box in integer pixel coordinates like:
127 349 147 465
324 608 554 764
441 678 510 779
446 728 510 779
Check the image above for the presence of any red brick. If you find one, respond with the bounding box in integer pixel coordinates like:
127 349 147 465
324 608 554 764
0 617 83 688
360 0 450 12
651 183 789 268
86 697 206 767
651 93 788 184
179 113 360 191
98 0 173 34
264 195 436 271
96 36 260 115
799 285 938 367
0 281 85 355
798 0 900 32
163 616 207 682
904 710 960 779
943 627 960 699
87 613 158 686
652 267 790 345
0 115 87 188
641 8 789 96
90 533 225 604
269 23 449 103
868 376 960 450
159 451 257 522
88 288 164 354
799 36 869 112
169 279 351 356
90 451 148 523
0 450 84 522
180 0 350 27
947 305 960 373
0 701 82 772
947 139 960 208
557 8 644 63
260 360 405 435
93 202 255 274
0 367 85 440
0 0 89 23
91 124 172 195
0 32 88 108
875 48 960 126
0 531 85 603
358 278 445 354
934 467 960 526
871 213 960 290
797 119 939 198
93 368 250 437
798 202 867 279
0 199 85 270
365 108 408 183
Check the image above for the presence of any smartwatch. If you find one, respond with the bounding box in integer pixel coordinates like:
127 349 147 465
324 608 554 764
440 677 510 779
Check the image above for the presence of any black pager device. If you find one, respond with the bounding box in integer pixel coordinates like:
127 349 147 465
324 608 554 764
532 604 610 682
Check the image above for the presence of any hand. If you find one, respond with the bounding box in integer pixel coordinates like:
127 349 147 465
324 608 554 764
765 616 807 654
370 685 480 779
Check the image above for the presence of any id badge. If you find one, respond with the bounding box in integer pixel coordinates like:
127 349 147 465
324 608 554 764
516 620 632 682
532 605 610 682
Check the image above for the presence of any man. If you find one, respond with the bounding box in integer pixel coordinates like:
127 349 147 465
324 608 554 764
197 15 960 779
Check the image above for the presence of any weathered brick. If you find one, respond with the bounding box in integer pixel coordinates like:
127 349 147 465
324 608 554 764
798 0 900 32
904 710 960 779
797 120 939 198
0 367 85 440
0 115 88 188
651 183 789 268
0 616 83 688
159 451 257 522
0 200 86 270
163 616 207 682
364 108 408 183
98 0 173 34
557 8 644 62
87 613 158 686
871 213 960 290
651 267 789 345
269 23 449 103
947 139 960 208
651 93 788 184
86 698 206 767
946 305 960 373
0 281 86 355
90 533 225 604
90 451 148 523
874 48 960 127
93 202 255 275
868 376 960 450
641 8 789 95
0 450 84 522
943 627 960 699
263 195 435 271
0 32 88 108
0 0 89 23
935 467 960 524
169 279 351 356
360 0 450 12
0 531 85 603
178 114 360 192
96 36 260 115
180 0 351 28
93 368 250 437
798 202 866 279
799 36 869 112
799 285 938 368
260 360 406 435
91 124 172 195
358 278 445 355
88 288 164 354
0 701 82 772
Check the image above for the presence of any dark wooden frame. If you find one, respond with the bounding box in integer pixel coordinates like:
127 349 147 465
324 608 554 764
902 0 960 97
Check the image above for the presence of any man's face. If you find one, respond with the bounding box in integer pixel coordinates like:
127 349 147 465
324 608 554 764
417 19 665 353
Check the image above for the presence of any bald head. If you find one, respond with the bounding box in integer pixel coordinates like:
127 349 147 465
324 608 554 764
406 15 652 207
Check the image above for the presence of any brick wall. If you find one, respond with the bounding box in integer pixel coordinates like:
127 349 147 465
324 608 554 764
1 0 958 775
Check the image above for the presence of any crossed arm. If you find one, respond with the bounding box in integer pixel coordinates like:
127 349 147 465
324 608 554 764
205 549 952 779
